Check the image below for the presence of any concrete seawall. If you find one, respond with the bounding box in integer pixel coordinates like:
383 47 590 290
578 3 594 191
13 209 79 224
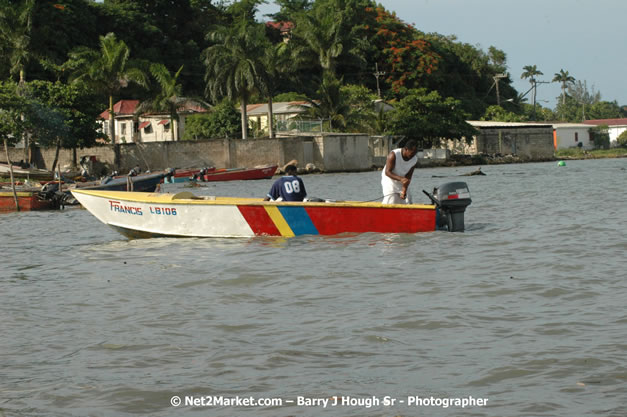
8 134 381 174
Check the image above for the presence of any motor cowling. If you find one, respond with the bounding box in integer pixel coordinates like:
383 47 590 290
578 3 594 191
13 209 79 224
434 182 472 232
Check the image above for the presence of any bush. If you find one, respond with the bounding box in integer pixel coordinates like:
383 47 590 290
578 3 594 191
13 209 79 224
182 101 240 140
589 125 610 150
617 130 627 148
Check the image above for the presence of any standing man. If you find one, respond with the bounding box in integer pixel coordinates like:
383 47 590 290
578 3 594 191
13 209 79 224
381 139 419 204
264 164 307 201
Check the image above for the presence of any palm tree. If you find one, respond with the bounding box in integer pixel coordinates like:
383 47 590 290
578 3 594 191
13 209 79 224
136 64 207 141
521 65 543 120
291 6 345 76
0 0 35 85
552 69 575 104
0 0 35 160
67 33 147 145
258 42 292 138
299 73 350 131
204 21 267 139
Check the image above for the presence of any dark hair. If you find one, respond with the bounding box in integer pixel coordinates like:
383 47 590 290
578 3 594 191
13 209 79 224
285 164 297 174
403 139 418 150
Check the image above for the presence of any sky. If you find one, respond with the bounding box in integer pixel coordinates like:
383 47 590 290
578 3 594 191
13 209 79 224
257 0 627 109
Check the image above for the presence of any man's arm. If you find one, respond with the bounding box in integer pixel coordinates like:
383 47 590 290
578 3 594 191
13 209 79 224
385 151 411 185
400 166 416 199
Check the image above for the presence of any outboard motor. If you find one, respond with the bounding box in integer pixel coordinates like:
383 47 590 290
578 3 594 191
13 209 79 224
424 182 472 232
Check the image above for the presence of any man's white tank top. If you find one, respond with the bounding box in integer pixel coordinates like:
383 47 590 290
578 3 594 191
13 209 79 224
381 148 418 194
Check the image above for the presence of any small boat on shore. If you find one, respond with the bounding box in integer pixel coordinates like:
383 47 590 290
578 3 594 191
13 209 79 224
35 170 173 207
71 182 471 238
0 189 60 212
200 165 278 182
0 162 54 181
164 167 216 183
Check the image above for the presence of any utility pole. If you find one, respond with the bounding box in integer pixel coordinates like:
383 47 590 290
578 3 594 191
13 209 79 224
532 80 550 120
493 73 507 106
373 63 385 98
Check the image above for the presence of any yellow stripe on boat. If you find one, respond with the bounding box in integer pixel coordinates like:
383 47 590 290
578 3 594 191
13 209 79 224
70 189 435 209
263 206 295 237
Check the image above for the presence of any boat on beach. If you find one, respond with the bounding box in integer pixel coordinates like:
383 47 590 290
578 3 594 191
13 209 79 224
199 165 278 182
0 189 60 212
0 162 54 181
71 182 471 238
164 165 277 183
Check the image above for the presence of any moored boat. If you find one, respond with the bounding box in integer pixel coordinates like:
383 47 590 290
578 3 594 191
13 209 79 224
0 162 54 181
164 167 216 183
0 190 59 212
200 165 278 182
40 170 173 206
71 182 471 238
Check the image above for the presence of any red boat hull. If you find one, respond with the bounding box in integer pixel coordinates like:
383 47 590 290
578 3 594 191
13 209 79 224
202 165 278 182
0 191 57 212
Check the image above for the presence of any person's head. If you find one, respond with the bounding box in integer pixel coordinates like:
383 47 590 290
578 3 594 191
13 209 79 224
402 139 418 159
285 164 297 175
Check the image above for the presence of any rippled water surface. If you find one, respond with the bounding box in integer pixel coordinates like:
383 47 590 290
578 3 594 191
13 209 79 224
2 159 627 417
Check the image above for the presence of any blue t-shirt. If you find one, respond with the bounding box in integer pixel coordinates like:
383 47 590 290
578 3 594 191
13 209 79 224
267 175 307 201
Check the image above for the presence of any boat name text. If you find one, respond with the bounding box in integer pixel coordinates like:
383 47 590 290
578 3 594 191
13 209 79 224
109 200 142 215
150 206 177 216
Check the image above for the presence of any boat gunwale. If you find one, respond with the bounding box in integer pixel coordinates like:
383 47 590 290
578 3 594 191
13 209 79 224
71 189 436 210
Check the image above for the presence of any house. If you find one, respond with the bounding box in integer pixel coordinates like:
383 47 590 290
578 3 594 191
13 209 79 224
582 118 627 146
99 99 208 143
265 21 294 43
246 101 313 135
246 99 395 136
442 121 555 159
552 123 593 150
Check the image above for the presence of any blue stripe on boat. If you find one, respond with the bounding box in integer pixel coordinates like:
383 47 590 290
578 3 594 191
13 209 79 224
278 206 319 236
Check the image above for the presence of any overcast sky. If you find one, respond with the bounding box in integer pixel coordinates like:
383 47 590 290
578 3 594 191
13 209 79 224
258 0 627 108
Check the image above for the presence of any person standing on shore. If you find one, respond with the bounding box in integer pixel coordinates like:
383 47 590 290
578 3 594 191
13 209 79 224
381 139 419 204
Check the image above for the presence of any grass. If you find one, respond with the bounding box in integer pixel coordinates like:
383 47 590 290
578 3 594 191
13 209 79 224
555 147 627 159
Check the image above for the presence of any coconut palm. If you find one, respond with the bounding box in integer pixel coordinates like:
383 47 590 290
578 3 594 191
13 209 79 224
204 21 267 139
136 64 208 141
299 73 350 131
521 65 543 84
521 65 543 120
67 32 147 145
0 0 35 160
257 42 292 138
0 0 35 85
552 69 575 104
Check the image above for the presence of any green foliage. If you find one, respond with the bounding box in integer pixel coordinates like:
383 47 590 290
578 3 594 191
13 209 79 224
0 0 35 82
204 19 269 138
274 92 304 102
298 73 351 131
587 100 622 120
386 88 476 147
66 32 148 144
481 105 528 122
616 130 627 148
25 80 102 149
589 126 610 149
0 82 28 146
182 100 240 140
340 84 378 133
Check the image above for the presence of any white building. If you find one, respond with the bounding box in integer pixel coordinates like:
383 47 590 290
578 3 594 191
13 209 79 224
99 100 208 143
552 123 593 150
583 118 627 146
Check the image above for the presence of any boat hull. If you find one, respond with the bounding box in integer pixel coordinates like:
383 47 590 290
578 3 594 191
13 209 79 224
0 163 54 181
201 165 278 182
71 190 437 238
74 172 166 192
0 191 57 212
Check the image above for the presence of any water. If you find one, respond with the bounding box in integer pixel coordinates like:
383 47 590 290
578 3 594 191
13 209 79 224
2 159 626 417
